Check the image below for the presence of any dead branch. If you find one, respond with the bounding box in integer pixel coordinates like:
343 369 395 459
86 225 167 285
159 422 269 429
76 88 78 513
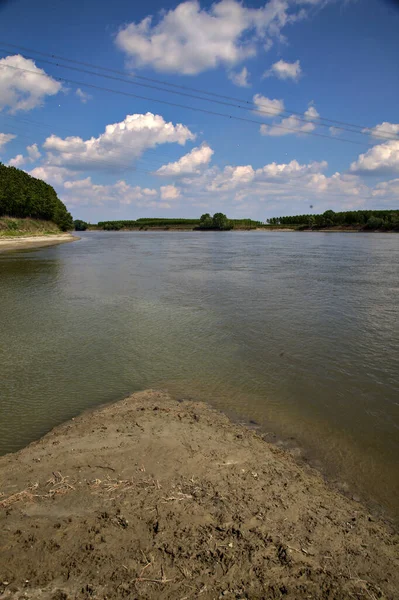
0 483 39 508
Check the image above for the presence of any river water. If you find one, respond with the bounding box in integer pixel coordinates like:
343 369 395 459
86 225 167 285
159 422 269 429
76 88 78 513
1 231 398 519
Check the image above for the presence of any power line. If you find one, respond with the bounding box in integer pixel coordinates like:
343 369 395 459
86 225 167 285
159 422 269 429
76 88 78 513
0 61 374 147
2 41 397 140
1 48 336 134
2 48 397 142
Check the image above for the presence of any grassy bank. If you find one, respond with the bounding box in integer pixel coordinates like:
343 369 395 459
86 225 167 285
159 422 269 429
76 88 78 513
0 217 62 237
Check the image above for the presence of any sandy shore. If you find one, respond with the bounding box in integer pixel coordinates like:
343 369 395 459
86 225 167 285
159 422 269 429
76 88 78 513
0 233 78 252
0 390 397 599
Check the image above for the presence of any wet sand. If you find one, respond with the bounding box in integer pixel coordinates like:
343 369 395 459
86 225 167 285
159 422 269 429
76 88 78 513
0 390 398 599
0 234 78 253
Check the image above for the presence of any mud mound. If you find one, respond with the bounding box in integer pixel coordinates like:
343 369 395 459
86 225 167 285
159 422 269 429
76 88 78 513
0 391 397 599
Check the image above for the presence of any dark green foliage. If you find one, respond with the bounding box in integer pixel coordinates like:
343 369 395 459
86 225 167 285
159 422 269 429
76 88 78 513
267 209 399 231
212 213 230 230
95 216 262 231
365 216 384 229
197 213 233 230
135 218 199 225
97 219 200 230
0 163 73 231
74 219 88 231
98 221 125 230
230 219 262 229
199 213 213 228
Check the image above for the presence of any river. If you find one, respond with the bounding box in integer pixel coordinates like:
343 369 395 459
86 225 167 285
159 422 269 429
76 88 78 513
1 231 398 519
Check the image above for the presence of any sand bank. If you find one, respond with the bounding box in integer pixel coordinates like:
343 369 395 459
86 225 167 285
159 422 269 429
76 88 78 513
0 390 397 599
0 233 78 253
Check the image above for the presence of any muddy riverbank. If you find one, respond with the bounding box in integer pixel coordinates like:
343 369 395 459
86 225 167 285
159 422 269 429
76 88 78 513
0 390 397 599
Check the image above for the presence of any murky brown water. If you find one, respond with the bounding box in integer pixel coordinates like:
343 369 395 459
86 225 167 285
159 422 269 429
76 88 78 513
1 231 398 518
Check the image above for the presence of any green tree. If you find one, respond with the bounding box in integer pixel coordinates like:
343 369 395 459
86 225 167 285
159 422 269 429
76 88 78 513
199 213 213 228
212 212 229 230
323 210 336 226
365 216 384 229
0 162 73 230
74 219 88 231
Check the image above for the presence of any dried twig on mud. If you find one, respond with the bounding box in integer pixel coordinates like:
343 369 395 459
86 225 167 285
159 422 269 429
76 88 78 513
0 483 39 508
161 493 193 502
46 471 75 496
135 564 174 585
88 476 161 495
93 464 116 472
103 479 136 493
0 472 77 508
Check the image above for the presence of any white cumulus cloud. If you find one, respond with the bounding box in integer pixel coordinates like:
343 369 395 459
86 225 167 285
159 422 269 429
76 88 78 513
171 157 371 215
363 122 399 140
8 143 41 167
372 178 399 200
253 93 285 117
0 55 62 113
29 165 75 186
156 143 214 176
27 143 41 161
207 165 255 191
228 67 250 87
75 88 93 104
160 185 181 200
62 177 159 207
256 159 327 179
116 0 310 75
260 103 319 136
329 126 341 137
42 112 196 171
350 140 399 175
0 132 16 151
264 59 302 81
304 105 319 120
8 154 25 167
30 151 396 218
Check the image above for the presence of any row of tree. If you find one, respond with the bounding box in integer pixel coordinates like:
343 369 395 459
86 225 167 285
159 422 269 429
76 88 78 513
94 218 199 230
88 215 262 231
267 210 399 230
197 214 263 230
0 163 73 231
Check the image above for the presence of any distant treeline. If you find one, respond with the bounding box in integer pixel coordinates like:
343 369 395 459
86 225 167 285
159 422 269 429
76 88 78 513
97 218 199 230
84 216 263 231
0 163 73 231
267 210 399 230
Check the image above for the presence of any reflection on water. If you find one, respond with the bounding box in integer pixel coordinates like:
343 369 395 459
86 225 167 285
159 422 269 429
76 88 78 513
0 231 398 519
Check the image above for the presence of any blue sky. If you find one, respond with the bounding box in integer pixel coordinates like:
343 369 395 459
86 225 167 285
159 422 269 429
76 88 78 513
0 0 398 221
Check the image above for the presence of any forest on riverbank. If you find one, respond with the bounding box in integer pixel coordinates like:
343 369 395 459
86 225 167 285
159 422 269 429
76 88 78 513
75 209 399 232
0 163 73 232
268 209 399 231
75 214 263 231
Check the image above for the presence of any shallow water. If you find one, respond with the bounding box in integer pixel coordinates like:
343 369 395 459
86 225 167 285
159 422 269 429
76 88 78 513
1 231 398 518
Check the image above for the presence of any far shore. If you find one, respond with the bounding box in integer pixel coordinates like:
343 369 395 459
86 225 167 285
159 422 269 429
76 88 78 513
0 233 79 253
84 226 398 233
0 389 397 599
